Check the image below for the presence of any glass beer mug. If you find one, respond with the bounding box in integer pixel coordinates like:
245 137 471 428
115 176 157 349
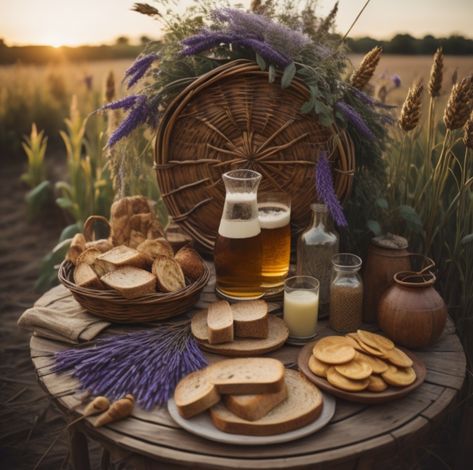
214 169 264 299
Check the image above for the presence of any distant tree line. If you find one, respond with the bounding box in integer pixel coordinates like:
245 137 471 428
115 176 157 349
347 34 473 55
0 33 471 65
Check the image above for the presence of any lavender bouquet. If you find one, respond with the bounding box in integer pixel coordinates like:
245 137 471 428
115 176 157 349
54 322 207 410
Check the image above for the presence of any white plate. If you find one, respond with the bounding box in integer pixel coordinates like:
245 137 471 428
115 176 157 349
167 392 335 446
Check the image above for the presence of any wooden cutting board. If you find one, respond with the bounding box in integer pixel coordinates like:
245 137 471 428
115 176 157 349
298 340 426 404
191 310 288 356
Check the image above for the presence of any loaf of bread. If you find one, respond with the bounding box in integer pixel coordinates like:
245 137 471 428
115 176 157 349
224 384 287 421
231 300 268 338
174 246 205 281
210 370 323 436
101 266 156 298
137 238 174 264
207 301 234 344
67 233 86 265
85 239 113 253
152 255 185 292
76 248 101 266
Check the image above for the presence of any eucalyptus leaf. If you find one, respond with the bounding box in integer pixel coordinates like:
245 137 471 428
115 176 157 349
281 62 296 89
268 65 276 84
376 198 389 210
461 233 473 245
56 197 74 210
300 96 315 114
399 205 423 232
255 53 266 71
367 219 382 236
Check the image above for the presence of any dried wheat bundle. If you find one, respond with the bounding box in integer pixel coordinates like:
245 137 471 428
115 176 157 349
444 75 473 130
464 113 473 149
350 46 382 90
400 81 424 132
428 48 443 98
132 2 160 18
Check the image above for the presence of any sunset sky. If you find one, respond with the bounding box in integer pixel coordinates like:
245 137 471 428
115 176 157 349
1 0 472 47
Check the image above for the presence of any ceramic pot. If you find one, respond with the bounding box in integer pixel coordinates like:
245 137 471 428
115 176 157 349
362 236 410 323
378 271 447 349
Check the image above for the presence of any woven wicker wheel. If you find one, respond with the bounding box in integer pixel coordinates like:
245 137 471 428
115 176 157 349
155 59 355 253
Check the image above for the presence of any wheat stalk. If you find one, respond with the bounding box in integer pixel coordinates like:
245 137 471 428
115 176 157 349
464 112 473 149
132 2 160 18
350 46 382 90
428 48 443 98
444 75 473 130
399 80 424 132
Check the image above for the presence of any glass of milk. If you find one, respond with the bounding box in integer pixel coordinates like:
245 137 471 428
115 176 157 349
284 276 320 341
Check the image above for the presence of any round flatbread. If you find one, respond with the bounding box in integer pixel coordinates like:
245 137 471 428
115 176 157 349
335 356 372 380
367 375 388 393
382 365 416 387
343 335 361 350
313 336 356 365
357 329 394 351
356 351 389 374
308 355 329 378
326 367 369 392
356 339 385 357
382 347 413 368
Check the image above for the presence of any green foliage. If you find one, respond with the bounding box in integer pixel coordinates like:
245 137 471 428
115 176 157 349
21 123 48 188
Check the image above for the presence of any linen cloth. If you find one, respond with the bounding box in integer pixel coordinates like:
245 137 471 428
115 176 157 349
18 284 110 343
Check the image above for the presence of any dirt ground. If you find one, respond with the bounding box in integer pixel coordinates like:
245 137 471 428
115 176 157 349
0 162 103 469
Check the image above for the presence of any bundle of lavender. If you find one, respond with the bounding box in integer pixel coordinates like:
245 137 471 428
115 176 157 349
54 321 207 410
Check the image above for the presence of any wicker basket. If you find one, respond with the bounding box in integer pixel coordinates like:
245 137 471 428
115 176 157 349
154 59 355 253
58 260 210 323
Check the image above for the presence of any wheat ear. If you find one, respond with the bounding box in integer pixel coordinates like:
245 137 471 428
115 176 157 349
400 81 424 132
444 75 473 130
350 46 382 90
464 112 473 149
428 48 443 98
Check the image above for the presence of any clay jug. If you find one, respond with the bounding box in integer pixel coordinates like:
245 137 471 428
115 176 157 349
362 234 410 323
378 271 447 349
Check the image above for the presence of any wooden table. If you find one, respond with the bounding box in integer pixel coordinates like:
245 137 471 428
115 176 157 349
30 276 466 470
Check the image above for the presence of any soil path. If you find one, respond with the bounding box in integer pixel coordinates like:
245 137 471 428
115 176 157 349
0 163 102 469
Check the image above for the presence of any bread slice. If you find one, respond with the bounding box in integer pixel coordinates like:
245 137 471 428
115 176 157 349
224 384 287 421
210 370 323 436
174 370 220 419
137 238 174 264
207 358 285 394
207 301 234 344
97 245 147 269
231 300 268 339
152 255 185 292
175 246 205 281
74 263 102 289
76 248 101 266
101 266 156 298
85 239 113 253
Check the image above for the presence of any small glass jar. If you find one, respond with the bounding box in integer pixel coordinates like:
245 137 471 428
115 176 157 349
296 204 339 313
329 253 363 333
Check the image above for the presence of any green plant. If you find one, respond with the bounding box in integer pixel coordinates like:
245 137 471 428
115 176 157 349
21 123 48 188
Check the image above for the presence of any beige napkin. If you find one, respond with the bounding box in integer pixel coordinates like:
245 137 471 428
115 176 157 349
18 284 110 344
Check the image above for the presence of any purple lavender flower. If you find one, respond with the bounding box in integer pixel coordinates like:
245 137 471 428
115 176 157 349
124 53 158 89
237 38 291 67
108 95 148 147
349 87 396 110
101 95 141 111
336 101 375 141
316 152 348 227
181 32 237 56
392 74 401 88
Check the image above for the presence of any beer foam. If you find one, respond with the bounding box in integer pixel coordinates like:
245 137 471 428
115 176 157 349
218 219 261 239
258 203 291 229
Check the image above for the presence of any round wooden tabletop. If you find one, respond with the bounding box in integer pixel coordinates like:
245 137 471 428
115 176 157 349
30 275 466 470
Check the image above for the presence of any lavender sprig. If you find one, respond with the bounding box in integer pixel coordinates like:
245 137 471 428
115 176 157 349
335 101 376 141
315 151 348 227
124 53 159 89
54 323 207 410
108 95 148 147
101 95 141 111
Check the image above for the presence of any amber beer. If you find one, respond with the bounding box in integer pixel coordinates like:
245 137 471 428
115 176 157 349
215 192 264 299
258 201 291 289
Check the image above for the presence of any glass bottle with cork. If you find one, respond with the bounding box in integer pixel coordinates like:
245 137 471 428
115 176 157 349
296 203 339 315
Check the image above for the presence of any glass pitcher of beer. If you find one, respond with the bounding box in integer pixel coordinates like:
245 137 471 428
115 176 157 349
214 169 264 299
258 192 291 291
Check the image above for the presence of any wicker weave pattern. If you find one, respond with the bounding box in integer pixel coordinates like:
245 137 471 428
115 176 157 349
58 261 210 323
155 60 355 252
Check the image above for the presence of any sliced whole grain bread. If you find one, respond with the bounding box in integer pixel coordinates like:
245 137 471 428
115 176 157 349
223 384 287 421
74 263 102 289
231 300 268 338
101 266 156 298
137 238 174 264
207 301 234 344
210 369 323 436
207 358 285 394
152 255 186 292
97 245 147 269
174 370 220 419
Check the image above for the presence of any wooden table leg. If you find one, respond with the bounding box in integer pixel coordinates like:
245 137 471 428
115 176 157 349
68 426 91 470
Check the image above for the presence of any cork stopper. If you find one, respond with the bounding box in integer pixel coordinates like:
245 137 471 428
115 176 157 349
371 233 408 250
